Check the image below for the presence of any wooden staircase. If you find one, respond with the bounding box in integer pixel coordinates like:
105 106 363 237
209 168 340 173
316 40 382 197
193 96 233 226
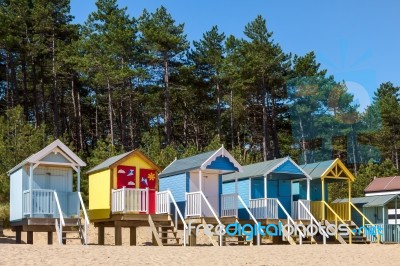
323 220 371 244
148 215 182 246
60 218 87 245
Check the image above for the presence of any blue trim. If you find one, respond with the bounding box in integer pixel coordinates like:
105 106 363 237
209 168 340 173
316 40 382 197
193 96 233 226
186 172 190 192
218 175 222 216
206 156 238 171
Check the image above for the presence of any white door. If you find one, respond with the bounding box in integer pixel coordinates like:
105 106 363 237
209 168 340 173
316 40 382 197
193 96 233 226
202 173 219 217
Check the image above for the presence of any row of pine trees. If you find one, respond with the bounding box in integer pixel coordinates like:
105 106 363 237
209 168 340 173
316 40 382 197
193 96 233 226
1 0 400 215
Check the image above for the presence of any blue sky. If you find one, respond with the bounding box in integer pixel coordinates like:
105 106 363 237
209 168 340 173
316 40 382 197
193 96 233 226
70 0 400 110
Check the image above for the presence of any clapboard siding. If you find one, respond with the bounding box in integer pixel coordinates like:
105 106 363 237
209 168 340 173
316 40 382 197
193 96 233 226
223 179 250 219
159 173 187 203
9 169 23 221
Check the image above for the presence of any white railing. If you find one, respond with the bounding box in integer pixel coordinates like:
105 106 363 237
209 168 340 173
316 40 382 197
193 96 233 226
292 200 311 220
157 190 188 246
221 193 238 217
23 190 30 215
249 198 278 219
156 191 170 214
54 191 65 245
185 192 202 217
199 191 223 246
23 189 55 216
275 199 306 245
78 192 90 245
238 195 261 245
298 200 328 244
111 187 149 213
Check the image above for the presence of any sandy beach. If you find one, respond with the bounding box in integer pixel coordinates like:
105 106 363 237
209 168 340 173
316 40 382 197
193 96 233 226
1 226 400 266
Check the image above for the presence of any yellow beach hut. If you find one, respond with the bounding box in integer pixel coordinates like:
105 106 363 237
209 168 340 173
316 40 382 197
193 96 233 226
87 150 161 221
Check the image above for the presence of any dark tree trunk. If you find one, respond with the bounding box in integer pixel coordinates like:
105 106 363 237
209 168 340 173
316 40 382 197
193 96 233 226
164 55 171 145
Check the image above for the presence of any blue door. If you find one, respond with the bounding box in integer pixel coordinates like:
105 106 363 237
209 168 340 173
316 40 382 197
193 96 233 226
251 178 265 199
278 180 292 218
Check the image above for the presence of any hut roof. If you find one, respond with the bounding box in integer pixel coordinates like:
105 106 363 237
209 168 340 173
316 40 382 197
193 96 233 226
87 150 161 174
332 194 400 207
8 139 86 175
222 157 311 182
159 146 243 177
364 176 400 193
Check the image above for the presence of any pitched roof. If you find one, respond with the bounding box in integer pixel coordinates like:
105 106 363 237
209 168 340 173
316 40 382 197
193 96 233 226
87 151 132 174
332 194 400 207
364 176 400 193
300 160 335 180
222 157 310 182
159 147 243 177
8 139 86 175
87 150 161 174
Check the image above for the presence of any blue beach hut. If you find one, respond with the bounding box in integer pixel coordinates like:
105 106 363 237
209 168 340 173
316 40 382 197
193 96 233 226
158 146 243 219
8 139 89 245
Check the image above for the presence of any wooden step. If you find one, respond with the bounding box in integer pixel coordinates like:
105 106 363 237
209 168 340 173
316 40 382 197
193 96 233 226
163 243 183 246
160 236 180 240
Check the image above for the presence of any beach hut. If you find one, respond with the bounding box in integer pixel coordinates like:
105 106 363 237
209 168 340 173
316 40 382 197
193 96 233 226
159 146 244 246
87 150 162 246
159 146 243 221
332 195 400 243
8 139 88 245
299 158 376 243
221 157 312 221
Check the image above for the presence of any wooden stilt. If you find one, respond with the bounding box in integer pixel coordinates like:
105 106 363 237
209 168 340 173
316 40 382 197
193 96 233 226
115 223 122 246
189 228 197 246
62 233 66 245
98 225 105 245
130 227 137 246
27 231 33 244
47 232 53 245
15 227 22 244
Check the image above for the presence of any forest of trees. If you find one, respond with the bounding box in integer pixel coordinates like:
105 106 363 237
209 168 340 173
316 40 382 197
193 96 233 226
1 0 400 219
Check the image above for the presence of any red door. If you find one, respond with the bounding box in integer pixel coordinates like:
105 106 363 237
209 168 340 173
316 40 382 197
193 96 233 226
139 169 157 214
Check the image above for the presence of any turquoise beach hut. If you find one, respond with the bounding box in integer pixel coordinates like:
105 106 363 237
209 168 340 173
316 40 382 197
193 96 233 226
221 157 311 221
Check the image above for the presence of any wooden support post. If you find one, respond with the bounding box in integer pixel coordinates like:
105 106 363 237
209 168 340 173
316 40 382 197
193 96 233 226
62 233 66 245
321 178 325 220
152 232 157 246
115 223 122 246
130 227 137 246
98 225 105 245
15 227 22 244
47 232 53 245
189 228 197 246
348 179 352 221
27 231 33 244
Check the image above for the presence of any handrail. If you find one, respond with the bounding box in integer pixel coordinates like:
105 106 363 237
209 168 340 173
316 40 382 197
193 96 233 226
53 191 65 244
166 190 188 247
199 191 223 246
238 195 261 245
275 199 305 244
78 192 90 245
349 202 381 243
322 201 355 244
298 200 329 242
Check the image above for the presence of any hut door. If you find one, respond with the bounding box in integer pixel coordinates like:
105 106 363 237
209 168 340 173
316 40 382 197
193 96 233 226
202 173 219 217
